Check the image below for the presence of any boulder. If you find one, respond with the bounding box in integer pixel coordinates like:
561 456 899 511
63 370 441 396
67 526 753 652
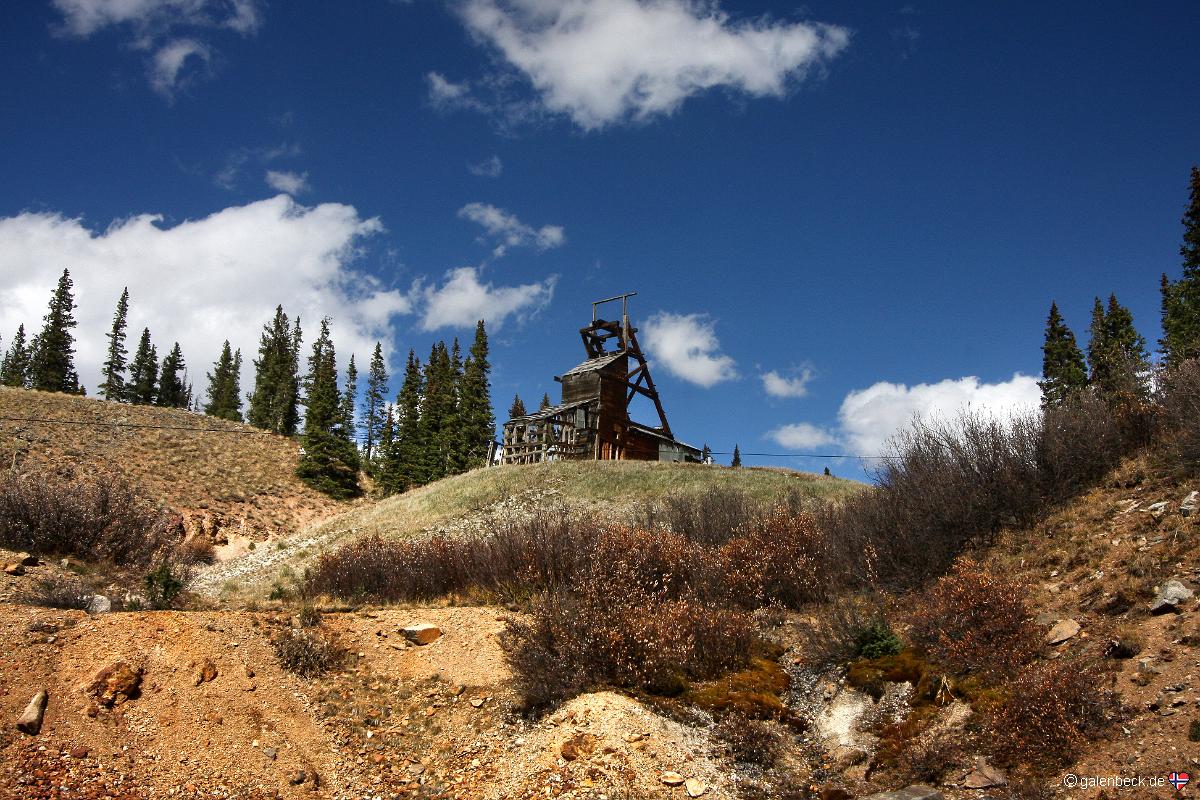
1181 491 1198 517
86 595 111 615
962 758 1007 789
1150 580 1194 614
401 623 442 645
861 787 943 800
1045 618 1081 645
88 662 143 707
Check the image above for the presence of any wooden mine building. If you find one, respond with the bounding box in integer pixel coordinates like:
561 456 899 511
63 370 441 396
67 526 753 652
500 293 702 465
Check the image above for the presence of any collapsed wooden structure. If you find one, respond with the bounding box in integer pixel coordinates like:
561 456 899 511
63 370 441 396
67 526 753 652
500 293 702 465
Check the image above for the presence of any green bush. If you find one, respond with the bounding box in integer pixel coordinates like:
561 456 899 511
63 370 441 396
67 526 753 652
144 560 187 609
855 619 903 659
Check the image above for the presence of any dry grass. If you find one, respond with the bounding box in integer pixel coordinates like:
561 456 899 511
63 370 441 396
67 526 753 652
0 386 344 541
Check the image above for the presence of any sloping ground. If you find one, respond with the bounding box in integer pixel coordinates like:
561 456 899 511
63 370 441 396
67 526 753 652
193 459 861 602
0 598 739 799
0 387 346 542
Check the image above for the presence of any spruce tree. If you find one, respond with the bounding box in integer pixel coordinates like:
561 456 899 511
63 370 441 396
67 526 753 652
204 341 243 421
156 343 189 408
1161 166 1200 366
1 324 31 388
540 392 552 410
380 350 425 494
420 342 457 482
341 354 358 447
731 445 742 468
457 321 496 470
1038 301 1088 409
362 342 389 467
701 443 711 462
127 328 158 405
508 394 527 419
296 318 361 499
101 288 130 401
30 268 79 393
248 307 302 435
1088 294 1150 401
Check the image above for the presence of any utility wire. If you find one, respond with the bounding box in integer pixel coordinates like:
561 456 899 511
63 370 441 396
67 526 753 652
708 450 886 460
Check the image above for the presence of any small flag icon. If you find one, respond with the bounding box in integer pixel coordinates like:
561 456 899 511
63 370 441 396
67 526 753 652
1168 772 1190 790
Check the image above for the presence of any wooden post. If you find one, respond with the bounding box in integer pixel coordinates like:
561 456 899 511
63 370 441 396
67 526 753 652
16 689 48 735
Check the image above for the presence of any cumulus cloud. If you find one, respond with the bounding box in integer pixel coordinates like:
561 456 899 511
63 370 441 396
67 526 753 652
0 195 408 396
52 0 262 98
468 155 504 178
448 0 850 129
641 312 737 388
767 422 837 450
419 266 556 331
457 202 565 257
767 374 1041 457
264 169 310 195
762 367 814 398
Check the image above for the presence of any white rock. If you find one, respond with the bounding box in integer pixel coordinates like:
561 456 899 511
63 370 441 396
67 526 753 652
401 623 442 645
87 595 112 615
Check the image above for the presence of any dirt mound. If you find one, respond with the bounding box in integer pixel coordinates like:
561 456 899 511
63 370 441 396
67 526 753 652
0 387 346 543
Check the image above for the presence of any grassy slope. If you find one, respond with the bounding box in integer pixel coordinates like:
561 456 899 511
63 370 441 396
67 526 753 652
321 459 863 541
0 386 345 540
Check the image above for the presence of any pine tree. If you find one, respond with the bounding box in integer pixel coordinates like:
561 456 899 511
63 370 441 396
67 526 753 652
1088 294 1151 401
378 350 425 495
701 443 711 462
30 268 79 393
823 466 832 476
127 328 158 405
420 342 457 482
341 354 358 447
1161 166 1200 366
248 307 302 435
1 324 31 388
204 341 243 421
296 318 360 499
362 343 389 467
540 392 552 410
100 288 130 401
156 343 189 408
457 321 496 470
731 445 742 468
1038 301 1088 409
508 394 527 419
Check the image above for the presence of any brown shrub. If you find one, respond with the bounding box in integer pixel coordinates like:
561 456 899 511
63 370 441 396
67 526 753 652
656 486 760 546
714 713 785 766
906 558 1040 679
717 509 827 608
20 573 91 610
177 535 215 565
273 628 345 677
984 660 1117 768
0 469 181 565
1156 357 1200 475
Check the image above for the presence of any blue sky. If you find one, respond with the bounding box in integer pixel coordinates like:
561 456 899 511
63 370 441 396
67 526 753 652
1 1 1198 476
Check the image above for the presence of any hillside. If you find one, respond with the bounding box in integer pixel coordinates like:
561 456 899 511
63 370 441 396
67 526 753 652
0 387 346 546
195 459 862 602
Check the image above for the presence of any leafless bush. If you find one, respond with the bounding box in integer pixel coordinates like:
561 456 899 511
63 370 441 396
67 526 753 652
715 713 785 766
819 400 1128 587
0 470 181 565
984 660 1117 768
1156 358 1200 474
176 535 216 566
20 573 91 610
800 594 897 668
657 486 759 546
273 628 345 677
906 558 1039 679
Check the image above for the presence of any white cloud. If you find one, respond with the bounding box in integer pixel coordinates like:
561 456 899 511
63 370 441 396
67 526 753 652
762 367 813 398
766 373 1042 457
641 311 738 388
767 422 837 450
264 169 310 195
150 37 210 98
419 266 556 331
52 0 262 97
468 155 505 178
450 0 850 129
0 195 409 397
427 72 475 106
457 202 565 257
215 142 300 190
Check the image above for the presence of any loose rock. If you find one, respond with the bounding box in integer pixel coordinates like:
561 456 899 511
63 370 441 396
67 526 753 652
88 661 143 707
560 733 597 761
402 623 442 645
3 563 24 576
1046 618 1081 645
862 787 943 800
1181 490 1197 517
15 689 48 735
86 595 112 615
1151 580 1194 614
660 771 686 786
685 778 708 797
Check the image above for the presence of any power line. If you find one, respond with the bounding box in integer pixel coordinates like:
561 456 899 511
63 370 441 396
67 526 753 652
708 450 887 460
